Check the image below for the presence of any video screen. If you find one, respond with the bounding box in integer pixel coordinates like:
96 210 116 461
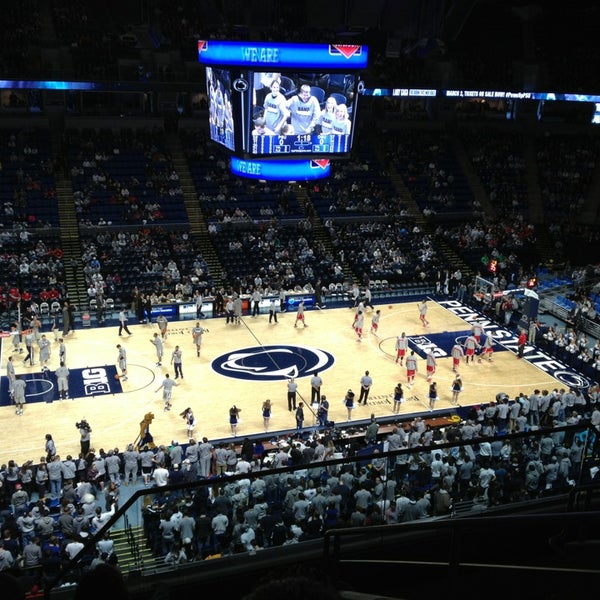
206 66 235 151
246 72 358 157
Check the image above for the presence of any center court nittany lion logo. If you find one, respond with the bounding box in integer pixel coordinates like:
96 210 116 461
211 345 335 381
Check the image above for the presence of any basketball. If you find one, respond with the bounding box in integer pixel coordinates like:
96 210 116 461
114 374 120 380
388 305 393 309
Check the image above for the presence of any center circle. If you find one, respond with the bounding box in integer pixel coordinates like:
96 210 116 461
211 345 335 381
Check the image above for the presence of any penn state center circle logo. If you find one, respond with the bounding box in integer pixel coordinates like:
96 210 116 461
212 345 335 381
552 370 590 390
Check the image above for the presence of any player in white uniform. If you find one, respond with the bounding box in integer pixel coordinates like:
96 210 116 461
55 362 70 400
353 300 366 326
156 373 178 411
6 356 16 398
192 322 207 357
116 344 128 381
150 332 163 366
38 334 51 372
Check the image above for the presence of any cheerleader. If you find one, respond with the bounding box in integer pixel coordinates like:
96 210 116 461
428 382 438 411
451 374 463 406
180 407 196 438
262 399 272 432
393 383 404 414
229 405 241 436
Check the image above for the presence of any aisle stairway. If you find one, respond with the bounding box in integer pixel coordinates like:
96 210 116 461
522 131 560 266
55 171 89 309
111 524 164 574
165 132 223 289
450 132 496 217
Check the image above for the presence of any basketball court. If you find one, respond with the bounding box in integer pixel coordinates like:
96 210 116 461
0 297 588 466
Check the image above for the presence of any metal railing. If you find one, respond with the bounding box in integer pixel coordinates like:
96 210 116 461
48 421 600 595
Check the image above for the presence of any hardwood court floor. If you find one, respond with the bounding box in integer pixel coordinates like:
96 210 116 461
0 299 566 465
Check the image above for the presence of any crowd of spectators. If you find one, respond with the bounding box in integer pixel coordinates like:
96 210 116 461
538 322 600 380
0 232 66 314
384 128 477 217
79 227 213 308
0 388 597 582
0 126 66 313
0 128 59 228
64 127 185 228
328 220 438 288
535 131 600 223
307 152 397 219
3 119 594 329
435 215 538 283
459 126 528 218
213 220 337 294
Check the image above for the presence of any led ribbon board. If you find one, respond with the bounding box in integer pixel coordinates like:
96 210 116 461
198 41 368 69
230 157 331 180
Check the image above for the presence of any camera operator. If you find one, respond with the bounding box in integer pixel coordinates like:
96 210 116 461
77 419 92 456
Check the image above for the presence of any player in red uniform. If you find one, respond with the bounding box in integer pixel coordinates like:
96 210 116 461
417 300 429 327
354 311 364 342
481 332 494 362
464 334 480 364
406 351 418 387
352 300 365 327
451 342 465 372
395 332 408 365
294 300 307 328
370 309 381 336
471 322 483 344
425 350 437 382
